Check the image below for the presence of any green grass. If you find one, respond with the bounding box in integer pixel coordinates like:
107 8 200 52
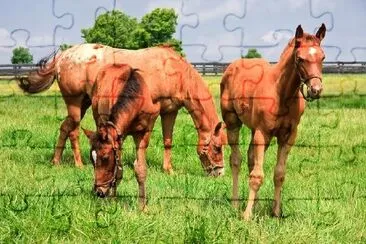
0 74 365 243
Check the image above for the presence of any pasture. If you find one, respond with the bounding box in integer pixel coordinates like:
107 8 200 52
0 74 365 243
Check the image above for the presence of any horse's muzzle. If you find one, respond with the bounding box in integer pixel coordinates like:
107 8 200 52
307 85 322 99
208 166 225 177
94 186 112 198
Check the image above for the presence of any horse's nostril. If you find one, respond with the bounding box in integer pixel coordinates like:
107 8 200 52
96 189 106 198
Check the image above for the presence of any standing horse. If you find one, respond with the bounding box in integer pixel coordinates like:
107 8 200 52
220 24 326 219
82 64 159 208
18 44 225 176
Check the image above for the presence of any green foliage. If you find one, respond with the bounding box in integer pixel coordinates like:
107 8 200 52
11 46 33 64
242 48 262 59
60 44 73 51
140 8 177 46
0 74 366 242
0 74 366 243
81 8 183 55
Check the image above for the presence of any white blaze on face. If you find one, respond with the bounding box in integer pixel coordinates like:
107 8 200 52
309 47 317 56
92 150 97 163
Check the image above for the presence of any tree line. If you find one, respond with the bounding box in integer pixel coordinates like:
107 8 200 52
11 8 261 64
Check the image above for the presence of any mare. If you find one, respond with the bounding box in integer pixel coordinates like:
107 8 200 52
18 44 225 176
82 64 159 208
220 24 326 219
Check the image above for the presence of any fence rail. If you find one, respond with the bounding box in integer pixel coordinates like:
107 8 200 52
192 61 366 75
1 62 366 77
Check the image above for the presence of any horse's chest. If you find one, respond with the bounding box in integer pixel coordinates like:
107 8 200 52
158 98 182 113
128 113 155 133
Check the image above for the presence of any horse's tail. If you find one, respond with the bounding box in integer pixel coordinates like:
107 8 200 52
17 49 60 94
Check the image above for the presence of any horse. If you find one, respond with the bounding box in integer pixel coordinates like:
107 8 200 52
220 24 326 220
82 64 159 208
18 44 225 176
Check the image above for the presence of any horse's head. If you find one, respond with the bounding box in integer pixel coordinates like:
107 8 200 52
197 122 226 177
82 123 122 198
293 23 326 100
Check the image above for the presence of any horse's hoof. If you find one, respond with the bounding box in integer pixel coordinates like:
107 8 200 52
163 168 174 175
241 211 252 221
51 159 60 166
75 163 84 169
271 209 283 218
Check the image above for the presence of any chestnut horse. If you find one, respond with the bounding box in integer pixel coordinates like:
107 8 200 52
18 44 225 176
220 24 326 220
82 64 159 207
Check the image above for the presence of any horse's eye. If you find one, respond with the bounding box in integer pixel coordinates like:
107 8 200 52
297 57 304 63
321 56 326 61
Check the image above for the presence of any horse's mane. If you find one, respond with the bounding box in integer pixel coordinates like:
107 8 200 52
109 68 142 123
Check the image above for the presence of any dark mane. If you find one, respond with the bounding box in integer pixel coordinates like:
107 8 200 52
109 69 141 123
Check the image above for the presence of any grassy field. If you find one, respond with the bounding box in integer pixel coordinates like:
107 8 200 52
0 74 365 243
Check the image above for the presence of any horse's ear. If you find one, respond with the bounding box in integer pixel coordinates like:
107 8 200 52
295 25 303 48
316 23 326 41
82 127 95 142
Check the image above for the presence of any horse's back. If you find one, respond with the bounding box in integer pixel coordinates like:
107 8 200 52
221 58 271 97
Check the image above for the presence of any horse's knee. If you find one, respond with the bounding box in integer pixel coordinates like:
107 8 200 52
134 160 147 183
163 138 172 149
60 117 79 132
230 151 242 168
274 173 285 187
249 172 264 191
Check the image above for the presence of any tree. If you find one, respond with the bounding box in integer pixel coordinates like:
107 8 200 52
81 9 183 55
11 47 33 64
242 48 262 59
140 8 177 46
60 44 73 51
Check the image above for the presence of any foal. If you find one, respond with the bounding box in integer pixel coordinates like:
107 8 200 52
221 24 326 219
83 64 159 208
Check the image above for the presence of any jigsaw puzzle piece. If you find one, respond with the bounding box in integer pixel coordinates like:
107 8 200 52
179 0 247 62
224 0 332 61
50 196 72 234
0 0 73 62
52 0 116 45
94 199 118 229
309 0 366 61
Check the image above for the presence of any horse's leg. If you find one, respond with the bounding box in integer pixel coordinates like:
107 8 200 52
228 127 242 209
161 111 178 174
243 129 269 220
272 130 297 217
51 95 85 167
133 131 152 211
68 95 91 167
224 112 242 209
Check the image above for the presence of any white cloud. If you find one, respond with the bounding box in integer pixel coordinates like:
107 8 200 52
28 35 53 46
0 28 12 46
261 31 292 44
195 0 244 23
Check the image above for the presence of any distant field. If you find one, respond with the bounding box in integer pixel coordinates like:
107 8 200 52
0 74 365 242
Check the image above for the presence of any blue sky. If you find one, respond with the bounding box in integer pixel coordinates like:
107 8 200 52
0 0 365 63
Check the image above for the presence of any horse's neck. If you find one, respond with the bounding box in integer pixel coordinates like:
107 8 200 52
274 48 301 104
184 72 219 141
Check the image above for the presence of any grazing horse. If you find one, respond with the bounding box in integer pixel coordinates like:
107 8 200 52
82 64 159 207
220 24 326 220
18 44 225 176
